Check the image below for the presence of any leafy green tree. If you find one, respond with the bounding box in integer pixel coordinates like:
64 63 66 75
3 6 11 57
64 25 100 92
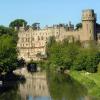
47 38 80 71
73 48 100 73
73 52 87 71
0 25 18 73
85 51 100 73
0 26 17 36
32 23 40 30
46 37 100 73
76 23 82 30
9 19 27 29
96 23 100 28
0 35 18 73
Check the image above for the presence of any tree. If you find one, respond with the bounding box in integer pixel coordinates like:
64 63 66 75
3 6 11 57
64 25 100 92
76 23 82 30
96 23 100 28
73 48 100 73
0 26 18 43
46 37 100 73
0 35 18 73
73 52 87 71
46 38 80 71
0 25 18 73
85 51 100 73
32 23 40 30
9 19 27 30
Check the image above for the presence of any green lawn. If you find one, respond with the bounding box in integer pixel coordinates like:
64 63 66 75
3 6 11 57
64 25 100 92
69 70 100 97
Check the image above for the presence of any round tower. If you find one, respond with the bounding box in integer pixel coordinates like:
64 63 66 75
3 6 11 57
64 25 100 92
82 9 96 40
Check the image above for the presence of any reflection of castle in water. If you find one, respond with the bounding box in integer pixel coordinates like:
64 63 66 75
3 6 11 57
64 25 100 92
14 68 95 100
15 68 50 100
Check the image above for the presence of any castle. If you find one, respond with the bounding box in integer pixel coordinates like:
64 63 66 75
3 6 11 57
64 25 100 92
17 9 100 61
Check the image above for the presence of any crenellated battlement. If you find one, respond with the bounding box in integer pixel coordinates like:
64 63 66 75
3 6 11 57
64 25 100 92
82 9 96 21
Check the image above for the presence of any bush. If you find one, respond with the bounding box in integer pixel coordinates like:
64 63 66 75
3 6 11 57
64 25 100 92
97 63 100 73
46 38 100 73
72 52 86 71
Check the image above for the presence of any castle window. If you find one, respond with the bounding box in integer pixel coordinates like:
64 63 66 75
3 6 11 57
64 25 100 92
38 36 40 40
22 38 24 42
41 36 43 40
57 32 59 35
32 37 34 41
28 38 30 42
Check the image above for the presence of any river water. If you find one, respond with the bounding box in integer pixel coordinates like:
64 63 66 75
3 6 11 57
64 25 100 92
0 68 99 100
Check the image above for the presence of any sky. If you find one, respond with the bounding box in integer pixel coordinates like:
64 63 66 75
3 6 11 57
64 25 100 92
0 0 100 27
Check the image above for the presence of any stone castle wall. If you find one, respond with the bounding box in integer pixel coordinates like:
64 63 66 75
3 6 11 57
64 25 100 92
17 9 100 61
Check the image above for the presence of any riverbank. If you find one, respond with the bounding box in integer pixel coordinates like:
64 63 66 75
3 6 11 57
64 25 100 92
69 71 100 98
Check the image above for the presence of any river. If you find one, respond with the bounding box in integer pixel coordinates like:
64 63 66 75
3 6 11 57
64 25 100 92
0 68 99 100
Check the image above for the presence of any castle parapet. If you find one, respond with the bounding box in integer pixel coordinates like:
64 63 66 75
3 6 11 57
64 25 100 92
82 9 96 21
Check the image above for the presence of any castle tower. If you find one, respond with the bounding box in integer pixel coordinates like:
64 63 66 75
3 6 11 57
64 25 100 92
82 9 96 40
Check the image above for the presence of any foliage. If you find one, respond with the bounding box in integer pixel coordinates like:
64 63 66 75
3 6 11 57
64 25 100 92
0 35 18 72
47 71 87 100
9 19 27 29
0 25 17 36
97 63 100 73
47 38 80 71
96 23 100 28
0 26 18 73
75 23 82 30
46 38 100 73
32 23 40 30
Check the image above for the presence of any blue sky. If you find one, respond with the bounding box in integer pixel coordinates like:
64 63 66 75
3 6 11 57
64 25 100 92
0 0 100 27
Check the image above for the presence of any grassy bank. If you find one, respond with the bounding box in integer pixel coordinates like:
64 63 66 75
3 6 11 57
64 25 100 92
70 71 100 97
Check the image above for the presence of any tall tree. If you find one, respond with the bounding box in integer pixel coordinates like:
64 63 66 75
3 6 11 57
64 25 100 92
0 35 18 73
0 26 18 73
76 23 82 30
9 19 27 30
32 23 40 30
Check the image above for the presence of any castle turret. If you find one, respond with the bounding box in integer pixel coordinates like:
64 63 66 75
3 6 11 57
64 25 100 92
82 9 96 40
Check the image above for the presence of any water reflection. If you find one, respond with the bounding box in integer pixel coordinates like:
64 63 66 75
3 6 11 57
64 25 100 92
19 71 50 100
47 71 88 100
0 73 26 100
0 69 100 100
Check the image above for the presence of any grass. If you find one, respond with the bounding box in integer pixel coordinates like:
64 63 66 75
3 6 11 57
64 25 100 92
69 70 100 97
